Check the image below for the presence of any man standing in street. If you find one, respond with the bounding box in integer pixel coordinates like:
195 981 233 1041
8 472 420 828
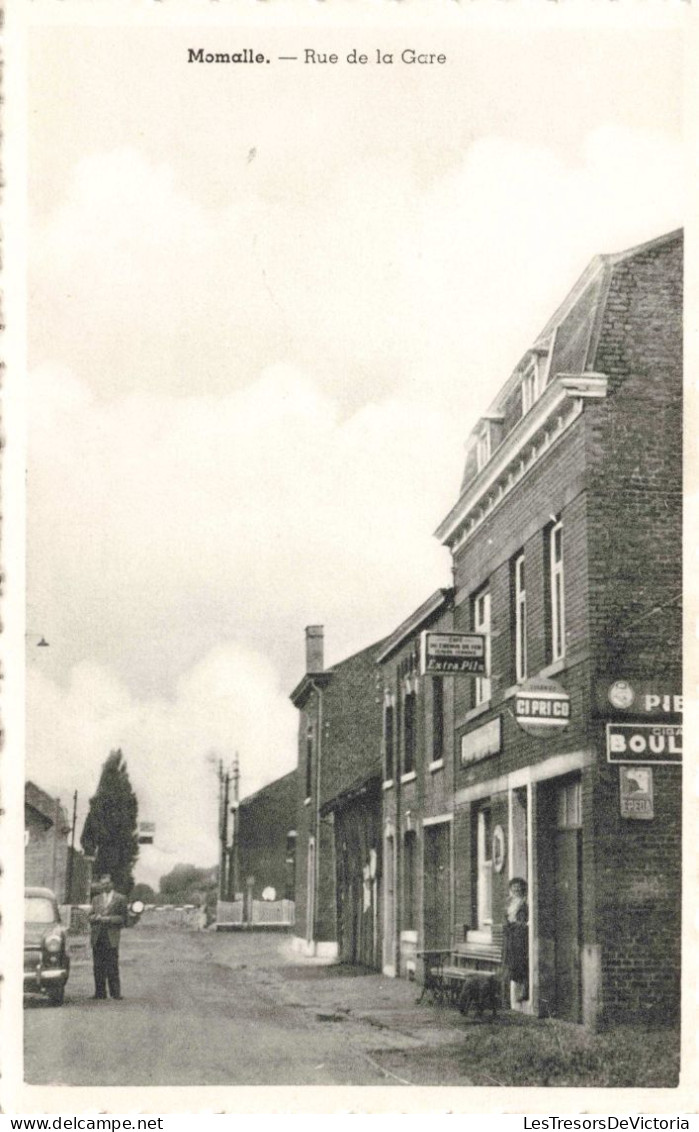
89 873 128 1000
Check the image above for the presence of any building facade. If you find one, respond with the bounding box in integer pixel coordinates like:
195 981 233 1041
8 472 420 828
377 589 456 978
290 626 385 959
434 229 682 1026
25 781 71 898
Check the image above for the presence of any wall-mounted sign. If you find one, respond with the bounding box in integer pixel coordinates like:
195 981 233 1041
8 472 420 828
606 722 682 764
514 677 571 739
619 766 654 820
492 825 506 873
138 821 156 845
595 678 682 720
420 631 487 676
461 715 502 765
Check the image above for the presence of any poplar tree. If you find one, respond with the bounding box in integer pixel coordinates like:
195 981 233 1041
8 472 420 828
81 749 139 893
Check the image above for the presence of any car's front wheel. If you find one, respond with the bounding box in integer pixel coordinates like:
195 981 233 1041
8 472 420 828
47 985 65 1006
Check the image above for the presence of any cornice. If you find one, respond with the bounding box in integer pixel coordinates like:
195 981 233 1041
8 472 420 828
435 373 608 550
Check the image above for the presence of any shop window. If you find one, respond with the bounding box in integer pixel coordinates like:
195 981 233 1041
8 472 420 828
403 690 416 775
476 806 493 928
432 677 444 763
472 587 491 705
383 701 395 782
548 519 565 662
513 552 527 683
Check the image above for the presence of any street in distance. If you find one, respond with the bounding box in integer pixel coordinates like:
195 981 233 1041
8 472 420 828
187 48 447 65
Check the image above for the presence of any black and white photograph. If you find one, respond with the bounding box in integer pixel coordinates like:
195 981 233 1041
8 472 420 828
5 0 695 1114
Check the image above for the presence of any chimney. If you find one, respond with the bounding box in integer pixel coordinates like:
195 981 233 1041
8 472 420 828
305 625 324 674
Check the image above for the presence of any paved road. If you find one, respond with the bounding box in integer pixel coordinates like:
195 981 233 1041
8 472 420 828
25 926 407 1087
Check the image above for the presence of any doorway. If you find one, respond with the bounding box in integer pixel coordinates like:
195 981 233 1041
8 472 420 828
552 778 582 1021
423 821 451 949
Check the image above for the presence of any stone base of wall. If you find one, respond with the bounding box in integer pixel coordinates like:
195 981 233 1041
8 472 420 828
290 935 339 960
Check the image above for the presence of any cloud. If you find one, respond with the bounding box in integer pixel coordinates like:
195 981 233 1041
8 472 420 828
26 643 298 887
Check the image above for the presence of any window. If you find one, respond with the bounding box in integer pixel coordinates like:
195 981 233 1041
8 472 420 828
521 361 540 414
403 831 417 930
476 426 491 472
473 587 491 705
476 807 493 928
549 519 565 661
305 724 313 799
432 677 444 763
513 553 527 683
557 778 582 828
384 701 395 782
403 689 416 775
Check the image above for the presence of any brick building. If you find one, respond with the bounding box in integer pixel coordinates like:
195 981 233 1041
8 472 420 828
234 770 297 903
290 626 385 959
25 781 71 898
432 229 682 1026
377 589 456 978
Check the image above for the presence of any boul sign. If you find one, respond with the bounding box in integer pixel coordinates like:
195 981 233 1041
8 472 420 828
606 722 682 765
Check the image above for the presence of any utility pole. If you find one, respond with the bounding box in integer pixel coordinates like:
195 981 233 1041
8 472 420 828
228 753 240 900
64 790 78 904
218 760 231 901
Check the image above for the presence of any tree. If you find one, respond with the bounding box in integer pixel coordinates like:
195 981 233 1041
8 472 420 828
159 863 218 906
81 749 139 894
131 882 156 905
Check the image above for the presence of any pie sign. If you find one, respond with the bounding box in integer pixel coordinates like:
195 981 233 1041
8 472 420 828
514 676 571 739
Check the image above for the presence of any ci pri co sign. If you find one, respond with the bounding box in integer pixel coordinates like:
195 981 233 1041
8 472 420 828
515 677 571 739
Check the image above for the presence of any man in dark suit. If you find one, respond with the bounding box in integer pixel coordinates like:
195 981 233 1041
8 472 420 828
89 873 128 1000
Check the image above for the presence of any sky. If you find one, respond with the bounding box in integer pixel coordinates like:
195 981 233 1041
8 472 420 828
25 19 684 888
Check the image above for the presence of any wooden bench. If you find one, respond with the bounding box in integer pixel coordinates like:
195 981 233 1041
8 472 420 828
417 925 504 1017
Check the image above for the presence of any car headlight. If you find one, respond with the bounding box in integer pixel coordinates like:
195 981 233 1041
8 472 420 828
44 934 63 954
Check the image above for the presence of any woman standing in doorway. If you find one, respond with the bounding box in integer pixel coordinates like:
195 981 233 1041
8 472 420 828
503 876 529 1006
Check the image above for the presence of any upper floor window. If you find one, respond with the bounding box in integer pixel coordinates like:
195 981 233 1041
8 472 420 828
513 552 527 683
521 361 541 415
383 700 395 782
476 426 491 472
305 724 313 799
403 689 417 775
549 519 565 662
473 587 491 705
432 676 444 764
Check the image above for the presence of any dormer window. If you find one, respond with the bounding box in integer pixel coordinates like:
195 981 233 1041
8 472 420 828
521 361 540 414
476 426 491 472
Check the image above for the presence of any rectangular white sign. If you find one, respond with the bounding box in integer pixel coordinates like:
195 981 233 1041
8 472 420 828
420 631 487 675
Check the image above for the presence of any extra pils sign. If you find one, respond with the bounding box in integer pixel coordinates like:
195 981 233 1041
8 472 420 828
420 631 486 676
619 766 654 820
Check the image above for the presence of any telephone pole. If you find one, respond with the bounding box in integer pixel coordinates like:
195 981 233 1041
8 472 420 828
64 790 78 903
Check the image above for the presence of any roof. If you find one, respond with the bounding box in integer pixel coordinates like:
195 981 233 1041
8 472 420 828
436 228 682 545
290 636 388 708
319 770 382 816
376 588 454 663
468 229 682 447
25 781 69 831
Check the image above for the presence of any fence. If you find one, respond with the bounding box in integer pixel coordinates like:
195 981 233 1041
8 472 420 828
216 898 294 929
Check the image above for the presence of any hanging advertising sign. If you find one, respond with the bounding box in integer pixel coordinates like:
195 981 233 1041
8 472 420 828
514 676 571 739
138 821 156 845
420 630 487 676
619 766 654 820
595 678 682 720
606 722 682 764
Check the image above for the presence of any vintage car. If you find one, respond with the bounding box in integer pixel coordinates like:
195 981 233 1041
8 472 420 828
24 887 70 1005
